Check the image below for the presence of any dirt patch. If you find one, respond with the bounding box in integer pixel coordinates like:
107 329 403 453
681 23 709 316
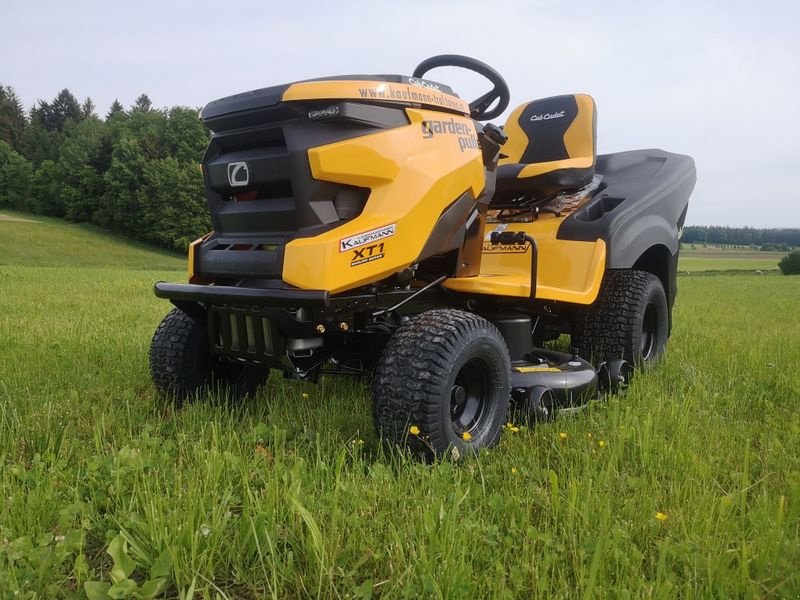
0 214 40 223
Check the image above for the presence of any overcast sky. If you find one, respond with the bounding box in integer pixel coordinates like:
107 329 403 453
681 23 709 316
2 0 799 227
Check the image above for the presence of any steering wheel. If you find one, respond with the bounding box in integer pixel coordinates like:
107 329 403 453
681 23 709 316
412 54 510 121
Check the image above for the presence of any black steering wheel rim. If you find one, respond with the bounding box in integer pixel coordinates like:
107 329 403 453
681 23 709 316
412 54 510 121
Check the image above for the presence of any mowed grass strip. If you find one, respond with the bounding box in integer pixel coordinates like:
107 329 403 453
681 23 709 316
678 246 785 273
0 218 798 598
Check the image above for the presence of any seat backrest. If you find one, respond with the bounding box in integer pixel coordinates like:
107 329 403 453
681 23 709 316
500 94 596 166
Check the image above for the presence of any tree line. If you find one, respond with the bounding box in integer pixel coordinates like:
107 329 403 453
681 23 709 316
0 85 210 251
682 226 800 250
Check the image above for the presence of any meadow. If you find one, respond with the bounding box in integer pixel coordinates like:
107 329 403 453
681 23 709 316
1 212 798 598
678 246 785 273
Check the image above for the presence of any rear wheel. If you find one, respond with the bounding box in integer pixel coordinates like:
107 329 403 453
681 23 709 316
150 308 268 401
572 270 669 367
372 309 511 457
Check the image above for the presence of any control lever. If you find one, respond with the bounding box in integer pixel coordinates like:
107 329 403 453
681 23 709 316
478 123 507 170
490 229 538 301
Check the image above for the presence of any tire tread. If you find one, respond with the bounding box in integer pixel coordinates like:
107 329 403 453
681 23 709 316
372 309 511 456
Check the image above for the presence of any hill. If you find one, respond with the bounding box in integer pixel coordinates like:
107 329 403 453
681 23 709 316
0 209 184 270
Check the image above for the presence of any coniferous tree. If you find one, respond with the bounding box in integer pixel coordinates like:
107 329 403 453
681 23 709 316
131 93 153 113
0 84 28 153
106 99 125 121
31 88 82 131
81 97 96 119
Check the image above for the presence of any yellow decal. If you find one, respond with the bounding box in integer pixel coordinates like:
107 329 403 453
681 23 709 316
421 118 479 152
514 366 562 373
350 242 386 267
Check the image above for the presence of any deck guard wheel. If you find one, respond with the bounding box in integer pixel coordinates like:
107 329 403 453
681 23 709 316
149 308 268 401
518 386 557 423
372 310 511 457
572 270 669 367
597 359 634 394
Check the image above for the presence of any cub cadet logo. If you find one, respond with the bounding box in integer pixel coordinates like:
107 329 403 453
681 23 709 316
308 105 339 119
227 161 249 187
482 242 529 254
407 77 440 91
421 118 479 152
339 224 396 253
530 110 565 122
351 242 385 267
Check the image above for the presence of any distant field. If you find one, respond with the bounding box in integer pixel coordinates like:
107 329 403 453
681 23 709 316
1 215 798 597
679 246 784 272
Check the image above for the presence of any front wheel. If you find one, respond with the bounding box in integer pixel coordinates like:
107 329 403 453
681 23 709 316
572 270 669 367
149 308 268 401
372 309 511 457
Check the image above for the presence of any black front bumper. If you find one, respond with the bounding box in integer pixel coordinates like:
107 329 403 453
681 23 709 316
153 280 449 369
154 282 330 308
155 282 334 367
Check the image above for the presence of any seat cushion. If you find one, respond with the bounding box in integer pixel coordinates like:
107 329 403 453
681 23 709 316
496 156 594 196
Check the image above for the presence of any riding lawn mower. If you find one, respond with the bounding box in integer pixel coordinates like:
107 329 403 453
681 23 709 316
149 55 696 456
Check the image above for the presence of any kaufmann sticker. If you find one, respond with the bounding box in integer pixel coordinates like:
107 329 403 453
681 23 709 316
339 224 396 253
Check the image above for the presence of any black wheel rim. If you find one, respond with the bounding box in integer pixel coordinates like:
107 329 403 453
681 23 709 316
641 303 657 360
450 358 490 435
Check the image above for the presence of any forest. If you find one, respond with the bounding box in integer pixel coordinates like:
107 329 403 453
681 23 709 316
0 85 209 251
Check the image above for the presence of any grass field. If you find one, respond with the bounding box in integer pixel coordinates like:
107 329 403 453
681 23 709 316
678 246 785 273
1 214 798 598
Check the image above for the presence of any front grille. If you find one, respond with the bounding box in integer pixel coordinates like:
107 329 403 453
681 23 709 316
208 307 273 359
196 101 393 280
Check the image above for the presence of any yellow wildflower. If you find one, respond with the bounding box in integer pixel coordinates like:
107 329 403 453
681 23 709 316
462 431 472 441
511 467 518 475
559 432 568 440
302 392 309 400
587 432 593 439
505 422 520 433
655 511 668 522
409 425 420 435
598 440 606 448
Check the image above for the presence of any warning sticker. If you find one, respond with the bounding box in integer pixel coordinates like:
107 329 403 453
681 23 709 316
514 366 562 373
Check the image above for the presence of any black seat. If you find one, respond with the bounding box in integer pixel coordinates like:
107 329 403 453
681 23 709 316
496 94 597 199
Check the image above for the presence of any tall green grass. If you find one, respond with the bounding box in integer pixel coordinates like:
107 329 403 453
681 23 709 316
0 216 798 598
